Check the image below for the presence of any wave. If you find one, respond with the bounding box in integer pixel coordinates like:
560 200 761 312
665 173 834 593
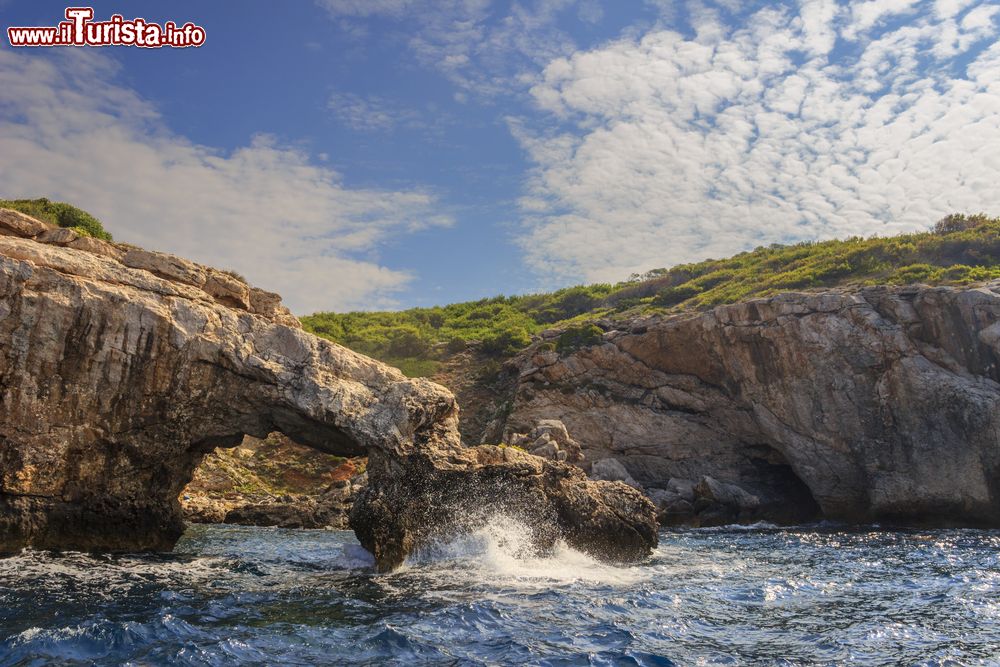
401 514 648 587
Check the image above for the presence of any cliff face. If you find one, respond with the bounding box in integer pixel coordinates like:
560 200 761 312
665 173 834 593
0 208 656 569
493 284 1000 527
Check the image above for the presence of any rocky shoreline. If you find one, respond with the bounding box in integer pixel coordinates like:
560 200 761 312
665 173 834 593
484 284 1000 528
0 203 997 569
179 280 1000 534
0 207 657 570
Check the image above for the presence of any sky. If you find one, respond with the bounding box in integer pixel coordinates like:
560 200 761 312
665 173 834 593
1 0 999 314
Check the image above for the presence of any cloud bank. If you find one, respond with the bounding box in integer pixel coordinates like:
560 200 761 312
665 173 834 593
515 0 1000 284
0 50 451 313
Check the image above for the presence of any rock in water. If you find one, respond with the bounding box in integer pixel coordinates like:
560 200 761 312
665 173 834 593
350 446 658 571
0 209 657 568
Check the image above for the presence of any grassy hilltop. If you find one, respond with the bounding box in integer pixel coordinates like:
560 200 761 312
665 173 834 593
303 213 1000 377
0 198 113 240
5 199 997 379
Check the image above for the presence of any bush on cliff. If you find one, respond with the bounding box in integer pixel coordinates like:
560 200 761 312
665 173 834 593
301 212 1000 376
556 325 604 353
0 198 112 240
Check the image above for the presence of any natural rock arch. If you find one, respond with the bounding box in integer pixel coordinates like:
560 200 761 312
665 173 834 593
0 210 657 569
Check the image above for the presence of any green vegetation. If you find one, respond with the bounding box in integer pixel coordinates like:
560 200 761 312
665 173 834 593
557 325 605 353
302 213 1000 376
302 284 617 376
0 197 112 240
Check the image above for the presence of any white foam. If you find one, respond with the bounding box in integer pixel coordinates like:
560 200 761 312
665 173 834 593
402 514 649 587
340 543 376 569
690 521 781 532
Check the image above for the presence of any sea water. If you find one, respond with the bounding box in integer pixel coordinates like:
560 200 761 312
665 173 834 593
1 520 998 665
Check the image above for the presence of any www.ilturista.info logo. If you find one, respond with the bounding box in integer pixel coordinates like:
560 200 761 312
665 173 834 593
7 7 206 48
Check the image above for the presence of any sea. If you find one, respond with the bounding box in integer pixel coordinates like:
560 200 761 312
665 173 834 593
1 519 998 665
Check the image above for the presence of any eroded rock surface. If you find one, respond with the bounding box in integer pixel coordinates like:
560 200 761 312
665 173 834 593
501 419 584 464
495 284 1000 527
351 445 657 571
0 209 657 568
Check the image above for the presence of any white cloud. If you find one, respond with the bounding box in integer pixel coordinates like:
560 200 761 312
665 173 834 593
963 3 1000 29
934 0 977 19
514 1 1000 284
316 0 587 97
0 50 452 313
315 0 417 17
843 0 922 39
327 91 420 132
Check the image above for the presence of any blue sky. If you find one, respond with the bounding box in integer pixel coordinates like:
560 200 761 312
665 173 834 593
1 1 999 313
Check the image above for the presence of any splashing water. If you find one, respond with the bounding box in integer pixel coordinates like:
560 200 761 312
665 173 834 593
405 514 646 586
1 523 999 665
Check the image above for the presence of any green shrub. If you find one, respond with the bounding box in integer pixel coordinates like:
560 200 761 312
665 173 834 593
0 198 112 240
652 284 702 307
481 326 532 356
385 325 431 358
934 213 992 235
890 263 939 284
556 324 604 352
302 211 1000 371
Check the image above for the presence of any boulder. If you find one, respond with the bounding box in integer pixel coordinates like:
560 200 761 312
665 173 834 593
351 445 658 571
501 418 584 465
646 488 695 525
0 208 48 237
590 458 642 490
35 227 79 245
203 270 251 310
694 476 760 510
0 208 658 569
666 478 696 502
121 247 208 288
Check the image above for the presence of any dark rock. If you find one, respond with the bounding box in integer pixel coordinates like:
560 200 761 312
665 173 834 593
351 446 658 572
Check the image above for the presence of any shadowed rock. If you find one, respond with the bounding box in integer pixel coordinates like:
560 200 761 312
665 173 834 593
0 209 658 568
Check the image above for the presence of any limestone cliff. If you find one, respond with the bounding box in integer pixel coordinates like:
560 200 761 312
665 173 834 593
490 283 1000 527
0 207 657 569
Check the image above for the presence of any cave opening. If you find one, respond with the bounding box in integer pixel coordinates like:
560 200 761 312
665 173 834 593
747 445 823 524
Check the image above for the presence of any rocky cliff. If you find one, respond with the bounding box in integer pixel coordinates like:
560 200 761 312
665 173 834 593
489 283 1000 527
0 208 656 569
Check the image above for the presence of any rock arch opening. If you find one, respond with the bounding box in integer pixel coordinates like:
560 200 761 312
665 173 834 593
179 432 367 529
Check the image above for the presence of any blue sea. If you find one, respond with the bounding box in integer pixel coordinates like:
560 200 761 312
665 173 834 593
1 520 998 665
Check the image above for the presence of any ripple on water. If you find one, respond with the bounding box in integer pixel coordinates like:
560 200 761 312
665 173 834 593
0 521 999 665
